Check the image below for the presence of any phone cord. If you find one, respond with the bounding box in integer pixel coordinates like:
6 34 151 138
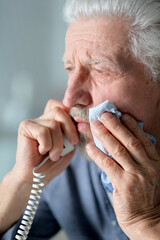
15 156 49 240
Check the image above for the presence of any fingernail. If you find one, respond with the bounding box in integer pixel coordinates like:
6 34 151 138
51 153 60 162
39 145 48 155
101 112 113 120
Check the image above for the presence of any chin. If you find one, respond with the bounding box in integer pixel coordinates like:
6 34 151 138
76 132 94 161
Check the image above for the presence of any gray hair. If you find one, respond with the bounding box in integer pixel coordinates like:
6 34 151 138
63 0 160 82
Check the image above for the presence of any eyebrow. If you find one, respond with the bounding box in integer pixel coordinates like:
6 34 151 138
62 52 133 78
62 58 72 64
62 57 116 66
62 56 121 74
84 57 117 66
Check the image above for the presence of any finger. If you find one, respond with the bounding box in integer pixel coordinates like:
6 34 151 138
44 99 69 114
48 121 63 161
19 120 52 156
91 120 137 172
34 118 64 161
121 114 159 161
86 143 124 187
101 112 150 165
41 107 79 145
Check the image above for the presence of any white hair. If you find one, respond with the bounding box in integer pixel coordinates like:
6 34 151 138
63 0 160 82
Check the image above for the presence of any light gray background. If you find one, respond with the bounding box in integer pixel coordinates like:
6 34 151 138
0 0 68 179
0 0 69 239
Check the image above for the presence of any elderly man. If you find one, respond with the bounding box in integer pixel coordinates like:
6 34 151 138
1 0 160 239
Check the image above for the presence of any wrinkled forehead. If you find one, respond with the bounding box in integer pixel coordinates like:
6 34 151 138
66 16 130 46
64 16 132 69
65 16 131 62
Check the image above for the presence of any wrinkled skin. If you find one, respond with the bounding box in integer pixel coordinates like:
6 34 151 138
62 17 160 239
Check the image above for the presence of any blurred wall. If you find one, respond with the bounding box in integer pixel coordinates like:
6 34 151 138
0 0 68 181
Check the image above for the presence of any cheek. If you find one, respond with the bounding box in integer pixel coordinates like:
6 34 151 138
90 79 157 125
90 81 146 116
91 82 125 107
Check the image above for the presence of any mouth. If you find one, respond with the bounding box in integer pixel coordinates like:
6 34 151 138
73 117 90 132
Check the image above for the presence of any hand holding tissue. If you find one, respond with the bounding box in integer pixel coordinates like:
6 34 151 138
88 100 156 192
86 100 160 239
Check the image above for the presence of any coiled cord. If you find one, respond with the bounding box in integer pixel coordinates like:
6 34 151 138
15 156 49 240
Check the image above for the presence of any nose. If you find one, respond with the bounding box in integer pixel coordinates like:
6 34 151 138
63 70 92 108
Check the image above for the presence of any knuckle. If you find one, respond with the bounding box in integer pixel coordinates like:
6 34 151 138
135 169 148 184
103 158 114 169
122 114 137 131
137 172 146 184
18 119 31 132
127 137 142 151
111 121 122 131
44 99 62 114
49 119 58 129
113 145 126 158
100 127 109 136
38 126 50 139
101 156 114 169
143 136 152 148
121 114 132 124
46 106 63 119
47 106 63 120
46 99 54 109
54 106 63 115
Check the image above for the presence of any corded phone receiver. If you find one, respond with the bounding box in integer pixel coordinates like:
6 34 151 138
15 135 74 240
61 134 75 156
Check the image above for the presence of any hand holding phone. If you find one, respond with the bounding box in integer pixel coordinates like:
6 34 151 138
15 102 77 240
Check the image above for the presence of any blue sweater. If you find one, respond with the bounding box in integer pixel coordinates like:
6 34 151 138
2 151 129 240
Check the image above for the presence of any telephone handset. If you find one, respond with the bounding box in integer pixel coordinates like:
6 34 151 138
61 134 75 156
15 135 74 240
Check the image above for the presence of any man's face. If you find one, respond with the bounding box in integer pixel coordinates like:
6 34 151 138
62 16 160 154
